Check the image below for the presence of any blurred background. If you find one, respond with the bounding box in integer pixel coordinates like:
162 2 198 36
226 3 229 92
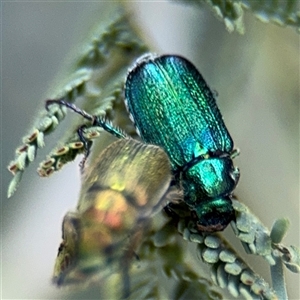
2 2 299 299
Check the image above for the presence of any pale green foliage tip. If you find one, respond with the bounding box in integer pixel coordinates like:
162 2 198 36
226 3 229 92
180 0 300 33
7 8 146 198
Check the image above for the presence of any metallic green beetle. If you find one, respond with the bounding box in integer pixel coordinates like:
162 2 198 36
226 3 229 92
125 54 240 232
47 53 240 232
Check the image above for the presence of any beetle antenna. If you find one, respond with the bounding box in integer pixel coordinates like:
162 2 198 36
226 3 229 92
46 99 128 140
46 99 94 122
